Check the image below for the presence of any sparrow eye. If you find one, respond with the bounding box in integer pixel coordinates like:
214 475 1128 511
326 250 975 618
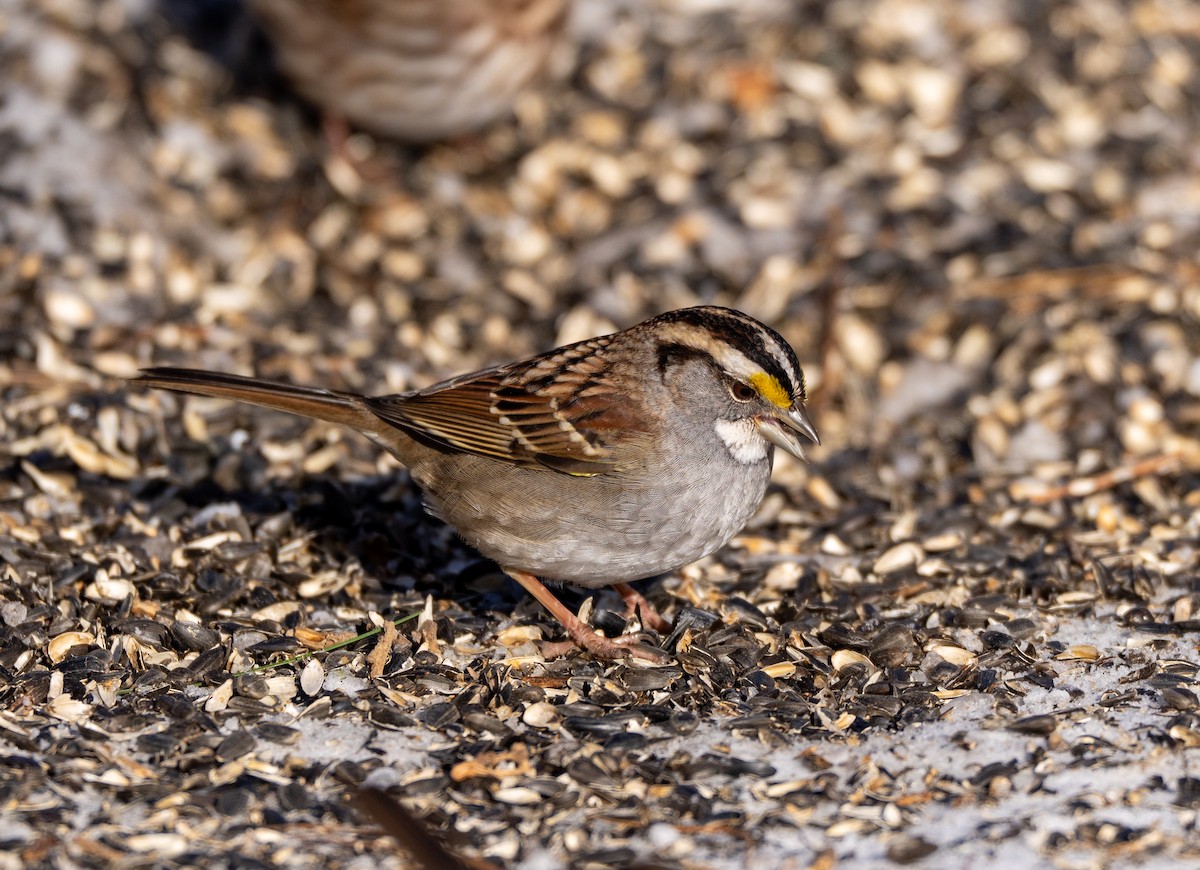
729 381 756 402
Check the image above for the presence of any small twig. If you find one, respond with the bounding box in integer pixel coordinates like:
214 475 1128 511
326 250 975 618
810 207 844 412
367 618 400 679
353 786 502 870
231 611 419 678
958 265 1146 313
113 611 420 696
1013 453 1186 505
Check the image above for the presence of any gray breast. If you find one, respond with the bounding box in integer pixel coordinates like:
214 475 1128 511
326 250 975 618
409 431 773 587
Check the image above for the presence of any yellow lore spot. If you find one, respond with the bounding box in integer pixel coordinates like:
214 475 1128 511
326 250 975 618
750 372 791 409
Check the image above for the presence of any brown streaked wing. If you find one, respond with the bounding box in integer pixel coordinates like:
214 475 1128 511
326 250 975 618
363 341 649 475
365 369 521 463
492 379 645 474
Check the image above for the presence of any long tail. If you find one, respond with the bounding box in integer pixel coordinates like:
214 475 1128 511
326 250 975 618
134 367 388 435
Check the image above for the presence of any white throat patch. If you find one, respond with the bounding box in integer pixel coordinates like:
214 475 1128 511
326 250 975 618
714 418 768 464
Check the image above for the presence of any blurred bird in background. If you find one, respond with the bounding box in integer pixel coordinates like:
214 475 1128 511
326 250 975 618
248 0 570 140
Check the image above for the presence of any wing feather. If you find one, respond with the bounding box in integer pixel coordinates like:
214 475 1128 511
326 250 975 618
363 337 648 475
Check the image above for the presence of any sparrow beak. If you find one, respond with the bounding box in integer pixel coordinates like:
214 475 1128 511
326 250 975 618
756 405 820 462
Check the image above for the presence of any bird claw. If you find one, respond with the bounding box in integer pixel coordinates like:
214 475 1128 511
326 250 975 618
614 582 672 634
539 630 670 663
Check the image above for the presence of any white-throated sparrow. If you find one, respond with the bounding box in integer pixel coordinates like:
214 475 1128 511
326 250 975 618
249 0 570 141
136 307 818 661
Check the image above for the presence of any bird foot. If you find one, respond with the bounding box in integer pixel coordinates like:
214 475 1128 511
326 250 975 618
538 632 670 663
613 582 672 634
505 568 670 663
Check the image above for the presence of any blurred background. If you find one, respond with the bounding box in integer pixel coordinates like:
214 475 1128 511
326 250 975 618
4 0 1196 460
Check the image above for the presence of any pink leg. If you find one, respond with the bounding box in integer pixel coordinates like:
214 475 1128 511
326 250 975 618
506 569 669 663
613 582 671 634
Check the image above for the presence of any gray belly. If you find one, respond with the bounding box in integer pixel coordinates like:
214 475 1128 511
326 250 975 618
407 447 773 587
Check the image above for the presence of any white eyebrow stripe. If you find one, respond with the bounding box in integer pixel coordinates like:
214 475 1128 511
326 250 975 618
653 318 800 397
712 309 799 392
653 322 761 378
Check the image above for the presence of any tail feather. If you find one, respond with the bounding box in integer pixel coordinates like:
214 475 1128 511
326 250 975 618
134 367 385 433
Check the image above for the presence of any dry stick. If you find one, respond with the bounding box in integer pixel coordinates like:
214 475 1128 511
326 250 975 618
233 611 419 678
809 207 845 413
352 786 502 870
367 617 400 679
114 616 417 697
1016 453 1186 505
958 264 1145 310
